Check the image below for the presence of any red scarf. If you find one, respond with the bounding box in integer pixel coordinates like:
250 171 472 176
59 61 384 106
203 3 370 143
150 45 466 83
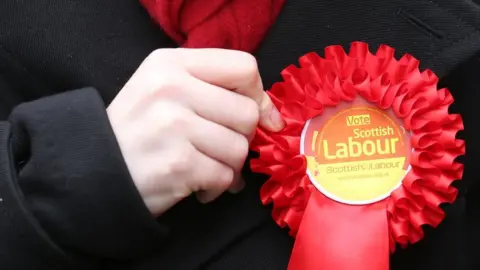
140 0 286 52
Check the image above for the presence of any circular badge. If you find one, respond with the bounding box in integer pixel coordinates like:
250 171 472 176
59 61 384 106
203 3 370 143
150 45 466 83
300 98 412 205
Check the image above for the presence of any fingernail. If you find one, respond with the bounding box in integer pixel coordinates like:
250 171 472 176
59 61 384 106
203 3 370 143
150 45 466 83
196 191 213 204
269 106 285 131
229 176 245 194
195 191 208 203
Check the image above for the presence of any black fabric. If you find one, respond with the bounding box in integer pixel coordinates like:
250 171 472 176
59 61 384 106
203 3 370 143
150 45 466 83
10 88 169 259
1 89 169 269
0 122 81 270
0 44 52 119
441 51 480 270
1 0 480 269
0 0 176 105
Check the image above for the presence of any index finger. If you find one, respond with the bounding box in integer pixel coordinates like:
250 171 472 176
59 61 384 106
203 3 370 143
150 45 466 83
173 48 285 132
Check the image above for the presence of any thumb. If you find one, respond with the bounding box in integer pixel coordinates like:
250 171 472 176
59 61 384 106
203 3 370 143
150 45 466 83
257 91 285 132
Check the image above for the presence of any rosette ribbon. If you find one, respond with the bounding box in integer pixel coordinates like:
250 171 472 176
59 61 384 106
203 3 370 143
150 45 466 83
250 42 465 270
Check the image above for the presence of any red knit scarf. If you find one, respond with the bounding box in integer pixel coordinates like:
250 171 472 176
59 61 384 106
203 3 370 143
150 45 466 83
140 0 286 52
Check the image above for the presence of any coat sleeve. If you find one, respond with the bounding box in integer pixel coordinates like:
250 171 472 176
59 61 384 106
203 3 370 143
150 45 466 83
0 88 169 269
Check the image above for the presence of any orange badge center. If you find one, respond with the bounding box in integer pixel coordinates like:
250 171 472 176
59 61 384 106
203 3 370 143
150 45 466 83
301 99 412 204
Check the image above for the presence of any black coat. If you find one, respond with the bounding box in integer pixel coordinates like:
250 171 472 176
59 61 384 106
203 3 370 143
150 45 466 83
1 0 479 269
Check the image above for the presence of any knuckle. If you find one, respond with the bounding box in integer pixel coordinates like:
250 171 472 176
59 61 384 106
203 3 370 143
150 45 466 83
154 104 190 132
238 52 259 77
168 158 189 174
135 64 186 99
218 166 234 186
152 74 185 97
168 147 194 174
241 99 260 131
147 48 174 62
143 50 167 70
233 136 249 163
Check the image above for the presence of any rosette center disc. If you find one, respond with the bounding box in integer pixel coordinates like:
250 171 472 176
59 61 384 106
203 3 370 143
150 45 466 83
300 98 412 205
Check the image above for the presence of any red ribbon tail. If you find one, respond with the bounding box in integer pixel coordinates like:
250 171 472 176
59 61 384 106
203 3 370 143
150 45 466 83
288 191 390 270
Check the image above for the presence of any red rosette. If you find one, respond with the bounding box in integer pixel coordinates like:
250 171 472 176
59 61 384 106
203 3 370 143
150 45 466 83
250 42 465 270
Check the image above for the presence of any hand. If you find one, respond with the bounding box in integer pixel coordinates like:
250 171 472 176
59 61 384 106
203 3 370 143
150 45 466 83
107 48 284 216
